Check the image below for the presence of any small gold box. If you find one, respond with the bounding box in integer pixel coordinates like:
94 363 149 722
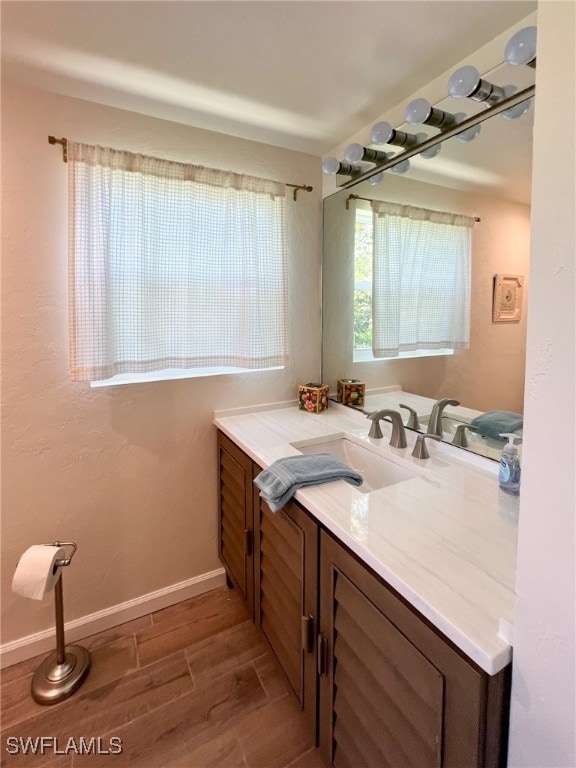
298 383 329 414
337 379 365 407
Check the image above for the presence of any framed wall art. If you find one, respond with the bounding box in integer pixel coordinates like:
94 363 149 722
493 274 524 322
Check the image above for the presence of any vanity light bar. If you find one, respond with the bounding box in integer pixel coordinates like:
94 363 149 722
332 83 535 189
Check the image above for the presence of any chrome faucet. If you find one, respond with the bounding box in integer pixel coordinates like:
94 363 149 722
426 398 460 437
366 409 407 448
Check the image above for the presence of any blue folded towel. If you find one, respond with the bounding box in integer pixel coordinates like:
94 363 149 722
254 454 363 512
470 410 523 441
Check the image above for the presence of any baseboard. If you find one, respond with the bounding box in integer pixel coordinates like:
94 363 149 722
0 567 227 669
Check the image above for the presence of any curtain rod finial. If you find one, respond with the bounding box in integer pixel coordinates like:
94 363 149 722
48 135 68 162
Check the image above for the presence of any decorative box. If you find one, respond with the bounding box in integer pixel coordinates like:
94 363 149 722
337 379 365 407
298 383 329 414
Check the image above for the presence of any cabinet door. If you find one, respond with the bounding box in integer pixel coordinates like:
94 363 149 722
254 496 319 732
217 430 254 619
318 531 509 768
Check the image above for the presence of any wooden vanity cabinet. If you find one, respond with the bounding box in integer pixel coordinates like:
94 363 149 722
216 431 510 768
253 494 319 732
217 431 255 619
318 531 510 768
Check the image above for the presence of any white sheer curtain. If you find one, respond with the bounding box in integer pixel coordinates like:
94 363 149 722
371 201 473 359
68 141 288 382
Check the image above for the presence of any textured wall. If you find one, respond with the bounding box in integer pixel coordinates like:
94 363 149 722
508 2 576 765
1 83 321 645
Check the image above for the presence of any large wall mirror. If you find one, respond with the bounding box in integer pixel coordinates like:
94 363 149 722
322 59 535 460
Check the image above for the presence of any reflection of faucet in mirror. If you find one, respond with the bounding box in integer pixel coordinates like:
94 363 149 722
452 423 479 448
367 409 407 448
399 403 420 431
427 398 460 437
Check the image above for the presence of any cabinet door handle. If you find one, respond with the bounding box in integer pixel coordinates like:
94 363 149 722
317 633 327 676
243 529 252 556
301 615 314 654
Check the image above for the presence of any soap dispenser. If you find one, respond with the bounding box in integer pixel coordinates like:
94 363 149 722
498 433 521 495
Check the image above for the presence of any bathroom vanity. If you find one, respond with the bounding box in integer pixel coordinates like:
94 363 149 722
215 404 517 768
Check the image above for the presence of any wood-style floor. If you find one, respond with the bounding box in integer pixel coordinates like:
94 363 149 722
1 587 326 768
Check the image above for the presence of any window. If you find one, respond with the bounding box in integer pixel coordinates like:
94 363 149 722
68 141 288 384
353 202 473 361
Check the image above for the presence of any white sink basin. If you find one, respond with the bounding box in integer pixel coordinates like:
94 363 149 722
291 436 420 493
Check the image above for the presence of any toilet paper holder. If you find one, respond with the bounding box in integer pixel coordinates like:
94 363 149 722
31 540 91 705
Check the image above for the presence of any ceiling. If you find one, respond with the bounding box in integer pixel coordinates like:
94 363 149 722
2 0 536 155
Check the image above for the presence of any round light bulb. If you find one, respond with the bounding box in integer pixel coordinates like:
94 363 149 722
370 121 394 145
405 98 431 125
457 124 482 142
501 85 532 120
505 26 537 66
448 66 481 98
389 159 410 175
420 144 442 159
343 143 364 164
368 171 385 186
453 112 481 142
322 157 341 175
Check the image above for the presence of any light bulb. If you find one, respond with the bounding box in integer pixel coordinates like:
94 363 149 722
322 157 341 175
501 85 532 120
454 112 481 143
448 66 481 98
456 124 482 142
405 98 458 129
344 143 389 164
389 159 410 175
368 171 385 186
420 144 441 159
505 26 537 67
370 121 419 148
447 65 505 106
405 98 432 125
370 122 394 145
322 157 361 176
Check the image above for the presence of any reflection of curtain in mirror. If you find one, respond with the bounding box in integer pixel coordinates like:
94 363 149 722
371 201 474 359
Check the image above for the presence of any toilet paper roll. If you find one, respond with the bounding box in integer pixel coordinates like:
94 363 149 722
12 545 66 600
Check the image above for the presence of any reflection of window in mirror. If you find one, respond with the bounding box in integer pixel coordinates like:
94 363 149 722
353 203 473 363
353 207 373 354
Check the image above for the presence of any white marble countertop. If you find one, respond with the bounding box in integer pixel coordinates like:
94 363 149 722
214 402 518 675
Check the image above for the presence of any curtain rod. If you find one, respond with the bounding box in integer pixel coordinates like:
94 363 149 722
346 193 481 221
47 136 313 200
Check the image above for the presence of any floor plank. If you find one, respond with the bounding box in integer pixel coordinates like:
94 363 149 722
137 590 248 668
0 587 326 768
71 664 268 767
235 695 315 768
185 619 268 687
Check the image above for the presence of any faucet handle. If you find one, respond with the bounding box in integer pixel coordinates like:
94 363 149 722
366 411 384 439
451 424 479 448
412 433 442 460
399 404 420 431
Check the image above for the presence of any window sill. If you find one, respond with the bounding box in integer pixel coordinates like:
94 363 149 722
353 349 455 363
90 366 283 387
